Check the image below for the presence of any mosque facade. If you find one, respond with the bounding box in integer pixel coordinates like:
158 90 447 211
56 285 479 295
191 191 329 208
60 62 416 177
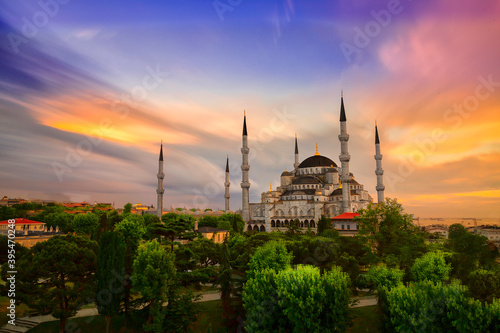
231 95 385 232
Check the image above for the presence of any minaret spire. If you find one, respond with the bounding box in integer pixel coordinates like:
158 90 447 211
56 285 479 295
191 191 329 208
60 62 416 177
338 93 352 213
241 111 250 222
294 133 299 170
374 122 385 203
224 155 230 211
156 141 165 219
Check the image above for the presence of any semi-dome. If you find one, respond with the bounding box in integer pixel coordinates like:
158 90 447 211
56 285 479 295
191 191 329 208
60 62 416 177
293 175 322 185
298 155 337 168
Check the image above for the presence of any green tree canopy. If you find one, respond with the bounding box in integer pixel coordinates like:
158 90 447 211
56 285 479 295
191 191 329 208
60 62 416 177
410 251 451 284
96 231 126 333
385 281 494 332
197 215 219 228
247 241 293 280
357 198 427 269
123 203 132 215
243 265 353 333
16 235 97 333
132 239 176 332
72 213 99 236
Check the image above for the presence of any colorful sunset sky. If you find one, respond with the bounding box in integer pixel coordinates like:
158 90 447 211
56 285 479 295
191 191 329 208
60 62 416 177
1 0 499 218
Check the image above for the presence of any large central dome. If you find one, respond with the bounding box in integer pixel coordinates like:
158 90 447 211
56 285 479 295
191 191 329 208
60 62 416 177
298 155 337 168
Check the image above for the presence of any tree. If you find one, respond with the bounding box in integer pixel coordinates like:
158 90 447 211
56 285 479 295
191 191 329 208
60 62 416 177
317 215 333 235
16 235 97 333
247 241 293 280
114 216 145 321
72 213 99 237
132 240 176 332
160 213 198 252
218 213 245 233
468 269 500 304
446 223 498 283
198 215 219 228
96 231 126 333
0 235 28 265
243 265 353 333
285 219 301 235
44 212 74 233
385 281 492 332
357 198 427 269
123 203 133 215
410 251 451 284
217 219 232 232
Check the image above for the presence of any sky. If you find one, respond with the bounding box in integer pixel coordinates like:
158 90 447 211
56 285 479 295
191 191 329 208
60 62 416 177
0 0 499 218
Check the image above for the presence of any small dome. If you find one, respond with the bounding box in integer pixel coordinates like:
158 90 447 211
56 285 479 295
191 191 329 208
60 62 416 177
281 170 293 176
298 155 337 168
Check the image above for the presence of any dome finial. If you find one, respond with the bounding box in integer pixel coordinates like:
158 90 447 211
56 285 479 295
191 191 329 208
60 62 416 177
339 179 342 189
270 183 272 191
314 143 320 156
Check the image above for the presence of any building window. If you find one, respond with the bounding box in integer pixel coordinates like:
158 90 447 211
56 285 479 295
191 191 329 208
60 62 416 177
347 225 350 230
341 225 344 229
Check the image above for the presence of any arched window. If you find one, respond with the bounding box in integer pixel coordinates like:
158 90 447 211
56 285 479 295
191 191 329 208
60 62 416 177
260 225 265 232
271 220 275 227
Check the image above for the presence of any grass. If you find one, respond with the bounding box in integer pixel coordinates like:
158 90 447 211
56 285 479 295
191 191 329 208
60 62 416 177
348 305 383 333
190 300 225 333
0 296 32 327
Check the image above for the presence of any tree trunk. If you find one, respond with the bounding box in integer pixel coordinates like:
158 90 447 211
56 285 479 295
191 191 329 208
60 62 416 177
59 317 66 333
105 316 111 333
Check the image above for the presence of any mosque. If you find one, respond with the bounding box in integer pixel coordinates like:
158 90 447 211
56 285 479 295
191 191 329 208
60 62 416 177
155 94 385 233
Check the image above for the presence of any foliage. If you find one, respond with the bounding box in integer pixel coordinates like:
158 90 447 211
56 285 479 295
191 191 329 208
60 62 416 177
366 264 404 292
72 213 99 236
410 251 451 283
385 281 493 332
123 203 133 215
161 290 201 332
16 235 97 333
188 237 220 267
198 215 219 229
218 213 245 233
43 212 74 233
96 231 126 333
247 241 293 280
0 235 28 265
217 219 232 232
160 213 198 252
114 216 146 318
356 198 427 269
132 240 176 332
243 265 353 333
467 269 500 304
446 223 498 283
317 215 333 235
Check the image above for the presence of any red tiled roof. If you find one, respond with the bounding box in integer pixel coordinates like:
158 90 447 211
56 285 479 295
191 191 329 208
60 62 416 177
331 213 359 220
0 218 44 225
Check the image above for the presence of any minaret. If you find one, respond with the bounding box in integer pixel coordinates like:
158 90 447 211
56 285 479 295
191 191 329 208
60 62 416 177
241 111 250 221
156 141 165 219
224 155 230 211
338 93 352 213
294 133 299 170
375 123 385 203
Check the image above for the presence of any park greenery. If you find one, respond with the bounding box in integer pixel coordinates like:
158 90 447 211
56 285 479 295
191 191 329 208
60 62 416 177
0 198 499 332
